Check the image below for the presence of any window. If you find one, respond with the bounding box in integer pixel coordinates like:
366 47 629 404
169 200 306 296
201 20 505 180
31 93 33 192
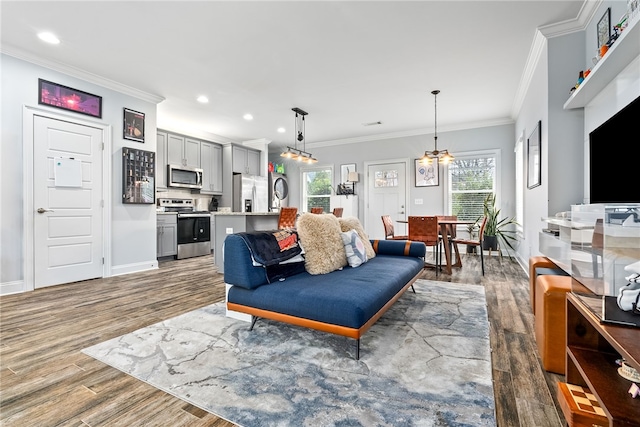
301 166 332 213
446 150 498 221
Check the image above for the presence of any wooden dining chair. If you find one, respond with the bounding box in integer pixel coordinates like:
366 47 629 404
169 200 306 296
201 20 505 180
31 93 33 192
450 216 487 275
277 207 298 229
381 215 408 240
310 207 324 214
332 207 344 217
408 216 442 272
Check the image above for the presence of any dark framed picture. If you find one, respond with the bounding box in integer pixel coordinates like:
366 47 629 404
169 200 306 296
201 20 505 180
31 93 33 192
38 79 102 118
597 7 610 48
415 159 439 187
527 120 542 189
123 108 145 143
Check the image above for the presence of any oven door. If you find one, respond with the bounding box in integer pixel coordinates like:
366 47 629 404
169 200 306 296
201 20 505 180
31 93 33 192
177 216 211 244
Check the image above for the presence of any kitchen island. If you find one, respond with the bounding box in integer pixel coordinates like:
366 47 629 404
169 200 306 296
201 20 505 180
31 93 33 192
212 212 280 273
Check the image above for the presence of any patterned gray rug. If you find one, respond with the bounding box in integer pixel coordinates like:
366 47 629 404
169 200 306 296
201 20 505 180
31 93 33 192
82 280 495 426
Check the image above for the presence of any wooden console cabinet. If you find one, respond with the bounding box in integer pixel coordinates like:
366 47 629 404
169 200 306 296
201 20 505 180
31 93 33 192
566 293 640 426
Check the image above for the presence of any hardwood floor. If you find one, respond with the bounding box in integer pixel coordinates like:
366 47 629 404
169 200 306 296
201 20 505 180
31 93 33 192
0 253 564 426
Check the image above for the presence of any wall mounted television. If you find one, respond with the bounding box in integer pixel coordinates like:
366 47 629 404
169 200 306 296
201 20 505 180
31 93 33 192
589 95 640 204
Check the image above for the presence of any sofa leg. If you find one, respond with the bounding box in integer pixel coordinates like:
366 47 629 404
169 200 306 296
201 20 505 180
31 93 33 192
355 339 360 360
249 316 258 331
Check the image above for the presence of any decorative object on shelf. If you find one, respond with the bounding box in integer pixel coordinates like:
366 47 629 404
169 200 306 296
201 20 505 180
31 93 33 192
481 193 518 256
280 107 317 164
419 90 454 165
123 108 145 143
122 147 155 204
415 158 439 187
616 358 640 382
38 78 102 118
597 8 611 52
527 120 542 189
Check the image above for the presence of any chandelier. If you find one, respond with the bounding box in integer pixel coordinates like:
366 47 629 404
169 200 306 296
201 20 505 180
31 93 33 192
280 107 317 164
420 90 454 165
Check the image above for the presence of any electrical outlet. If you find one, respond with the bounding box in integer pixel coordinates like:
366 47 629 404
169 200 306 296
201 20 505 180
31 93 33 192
226 227 234 234
415 199 423 205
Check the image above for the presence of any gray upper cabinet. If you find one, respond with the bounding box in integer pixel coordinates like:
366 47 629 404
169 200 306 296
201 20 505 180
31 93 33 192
167 134 201 168
232 145 261 175
201 141 223 194
156 131 168 189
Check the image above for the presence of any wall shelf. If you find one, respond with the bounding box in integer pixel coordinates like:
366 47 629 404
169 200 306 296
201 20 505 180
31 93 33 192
564 14 640 110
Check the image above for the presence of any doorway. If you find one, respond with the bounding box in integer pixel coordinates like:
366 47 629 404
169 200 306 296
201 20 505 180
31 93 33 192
23 106 111 291
364 160 409 240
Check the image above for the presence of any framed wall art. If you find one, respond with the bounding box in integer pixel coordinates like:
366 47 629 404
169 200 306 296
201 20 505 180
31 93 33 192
597 7 610 49
340 163 356 184
415 159 439 187
38 79 102 118
123 108 145 143
527 120 542 189
122 147 155 204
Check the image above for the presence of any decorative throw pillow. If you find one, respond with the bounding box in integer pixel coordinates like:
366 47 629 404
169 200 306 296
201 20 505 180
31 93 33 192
296 212 347 275
341 229 368 268
338 216 376 260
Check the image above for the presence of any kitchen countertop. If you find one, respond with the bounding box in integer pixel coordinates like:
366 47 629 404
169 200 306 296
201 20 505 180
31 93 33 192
210 212 279 216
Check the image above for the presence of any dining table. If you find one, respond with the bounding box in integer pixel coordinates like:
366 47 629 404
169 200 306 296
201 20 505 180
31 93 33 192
399 218 475 274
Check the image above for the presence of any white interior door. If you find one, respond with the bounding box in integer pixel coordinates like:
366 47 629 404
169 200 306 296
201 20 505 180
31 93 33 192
33 115 104 288
366 161 408 240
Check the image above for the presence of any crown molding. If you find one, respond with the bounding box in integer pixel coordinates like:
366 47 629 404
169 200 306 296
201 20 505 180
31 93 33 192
538 0 602 38
1 47 165 104
510 0 602 119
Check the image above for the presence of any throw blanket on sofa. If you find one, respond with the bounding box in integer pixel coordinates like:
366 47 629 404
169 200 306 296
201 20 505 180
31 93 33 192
236 230 306 283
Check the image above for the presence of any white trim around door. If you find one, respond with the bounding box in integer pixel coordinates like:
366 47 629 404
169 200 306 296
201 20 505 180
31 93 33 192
22 105 112 293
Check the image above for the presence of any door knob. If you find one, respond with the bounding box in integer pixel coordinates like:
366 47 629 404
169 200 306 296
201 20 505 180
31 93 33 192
37 208 54 213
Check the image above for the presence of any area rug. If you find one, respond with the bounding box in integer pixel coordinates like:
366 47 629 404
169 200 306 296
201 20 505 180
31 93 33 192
82 280 495 426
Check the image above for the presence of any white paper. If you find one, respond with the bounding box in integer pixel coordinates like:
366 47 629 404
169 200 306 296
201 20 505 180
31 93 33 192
54 157 82 187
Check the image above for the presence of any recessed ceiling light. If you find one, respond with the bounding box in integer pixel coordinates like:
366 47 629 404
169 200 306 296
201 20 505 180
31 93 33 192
38 31 60 45
277 127 286 133
243 114 253 121
197 95 209 103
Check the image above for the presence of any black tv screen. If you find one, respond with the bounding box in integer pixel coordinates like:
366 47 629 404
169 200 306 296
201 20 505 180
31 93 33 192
589 95 640 204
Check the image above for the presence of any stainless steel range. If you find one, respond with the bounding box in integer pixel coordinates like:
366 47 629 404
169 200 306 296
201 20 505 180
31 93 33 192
158 198 211 259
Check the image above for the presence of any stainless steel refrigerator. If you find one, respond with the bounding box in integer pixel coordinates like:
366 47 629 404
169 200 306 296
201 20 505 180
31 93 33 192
232 174 269 212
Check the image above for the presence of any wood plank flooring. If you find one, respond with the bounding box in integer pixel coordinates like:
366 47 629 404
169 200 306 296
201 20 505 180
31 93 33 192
1 253 564 426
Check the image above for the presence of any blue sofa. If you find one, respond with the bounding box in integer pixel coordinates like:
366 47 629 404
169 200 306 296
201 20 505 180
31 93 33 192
224 233 426 359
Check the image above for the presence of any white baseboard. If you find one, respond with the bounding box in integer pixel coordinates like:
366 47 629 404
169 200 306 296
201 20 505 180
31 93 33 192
0 280 26 296
110 260 159 277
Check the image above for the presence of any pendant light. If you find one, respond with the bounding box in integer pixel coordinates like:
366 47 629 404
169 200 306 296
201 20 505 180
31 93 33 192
420 90 454 165
280 107 317 164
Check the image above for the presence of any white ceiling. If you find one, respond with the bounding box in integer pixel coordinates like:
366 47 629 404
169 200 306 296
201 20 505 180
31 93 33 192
1 1 590 152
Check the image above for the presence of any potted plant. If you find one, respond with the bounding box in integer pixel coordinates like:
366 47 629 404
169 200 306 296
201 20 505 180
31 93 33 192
482 194 518 257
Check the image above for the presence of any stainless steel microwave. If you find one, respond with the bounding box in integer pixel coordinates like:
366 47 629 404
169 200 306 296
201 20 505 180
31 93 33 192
167 164 203 189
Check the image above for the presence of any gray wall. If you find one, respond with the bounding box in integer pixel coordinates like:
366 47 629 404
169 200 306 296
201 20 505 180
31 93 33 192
1 54 159 292
269 122 516 227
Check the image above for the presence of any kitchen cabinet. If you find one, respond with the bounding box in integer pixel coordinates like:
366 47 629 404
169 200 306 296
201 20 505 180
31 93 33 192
201 141 223 194
156 131 168 189
157 214 177 257
232 145 261 175
167 134 200 168
210 215 215 252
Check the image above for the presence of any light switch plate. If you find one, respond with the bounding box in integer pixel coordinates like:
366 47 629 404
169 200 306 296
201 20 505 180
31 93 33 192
415 199 423 205
226 227 233 234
